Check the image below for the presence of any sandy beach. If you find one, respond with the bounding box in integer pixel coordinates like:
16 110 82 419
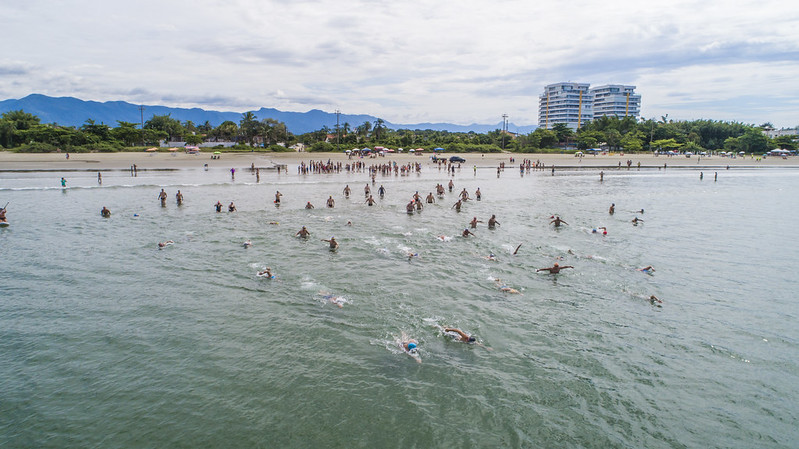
0 150 795 171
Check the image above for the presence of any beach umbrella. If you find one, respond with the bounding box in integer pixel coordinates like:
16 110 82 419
168 148 179 152
345 149 351 153
214 151 221 154
433 147 445 152
408 149 415 153
146 147 158 152
362 148 371 152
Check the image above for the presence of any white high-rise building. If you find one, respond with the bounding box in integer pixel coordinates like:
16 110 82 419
590 85 641 120
538 82 592 130
538 82 641 129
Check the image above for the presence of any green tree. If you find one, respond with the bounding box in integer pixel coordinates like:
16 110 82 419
372 118 386 141
620 134 643 152
772 135 797 151
144 114 184 141
240 111 260 146
184 134 204 146
552 123 574 144
110 121 142 146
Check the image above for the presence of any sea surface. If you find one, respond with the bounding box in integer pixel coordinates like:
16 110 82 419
1 160 798 448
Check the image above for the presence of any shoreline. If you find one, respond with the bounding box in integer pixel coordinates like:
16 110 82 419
1 150 795 171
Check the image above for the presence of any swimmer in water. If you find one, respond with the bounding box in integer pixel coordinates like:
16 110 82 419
494 278 521 294
462 228 475 238
305 201 314 209
632 217 643 225
426 192 435 203
649 295 663 306
343 185 351 197
444 328 476 343
101 206 111 218
274 191 282 204
639 266 655 273
228 202 236 212
513 244 522 255
296 226 310 238
550 216 568 227
487 214 500 229
320 292 345 307
157 240 174 249
365 195 376 206
452 199 462 212
346 220 353 226
322 237 339 249
536 263 573 274
402 339 419 353
243 240 252 248
484 253 497 261
326 196 335 208
609 203 615 215
592 226 607 235
257 267 274 278
215 201 223 212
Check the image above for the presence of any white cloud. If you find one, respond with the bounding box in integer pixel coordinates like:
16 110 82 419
2 0 798 126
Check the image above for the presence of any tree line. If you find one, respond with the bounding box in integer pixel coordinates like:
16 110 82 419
0 109 793 154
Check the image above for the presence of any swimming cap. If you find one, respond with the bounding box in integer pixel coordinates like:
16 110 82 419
407 342 417 350
468 337 476 342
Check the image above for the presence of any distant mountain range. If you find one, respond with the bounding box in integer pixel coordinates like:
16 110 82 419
0 94 537 135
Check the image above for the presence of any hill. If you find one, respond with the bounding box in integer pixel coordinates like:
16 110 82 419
0 94 537 135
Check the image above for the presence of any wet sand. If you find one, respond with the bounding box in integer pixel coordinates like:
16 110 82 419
0 150 794 171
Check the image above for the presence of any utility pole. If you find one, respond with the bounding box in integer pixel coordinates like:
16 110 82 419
335 109 341 153
501 114 508 151
139 105 145 146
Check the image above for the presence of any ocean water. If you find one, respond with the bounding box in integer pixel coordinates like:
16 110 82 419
1 161 798 448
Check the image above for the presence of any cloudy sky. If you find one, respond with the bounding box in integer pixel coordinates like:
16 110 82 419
2 0 798 128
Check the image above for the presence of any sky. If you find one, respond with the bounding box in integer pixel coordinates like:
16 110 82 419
1 0 798 128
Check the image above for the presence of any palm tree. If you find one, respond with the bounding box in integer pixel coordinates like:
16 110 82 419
240 112 259 145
